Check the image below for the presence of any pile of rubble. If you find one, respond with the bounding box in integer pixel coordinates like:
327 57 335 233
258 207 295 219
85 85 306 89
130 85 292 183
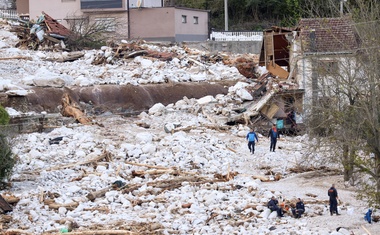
11 11 71 51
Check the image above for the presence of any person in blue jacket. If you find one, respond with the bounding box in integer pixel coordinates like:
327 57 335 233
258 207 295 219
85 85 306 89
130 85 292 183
364 209 372 223
246 128 259 154
268 123 280 152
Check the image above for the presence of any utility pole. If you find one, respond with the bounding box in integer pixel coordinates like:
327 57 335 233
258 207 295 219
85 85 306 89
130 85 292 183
224 0 228 31
127 0 130 39
340 0 346 16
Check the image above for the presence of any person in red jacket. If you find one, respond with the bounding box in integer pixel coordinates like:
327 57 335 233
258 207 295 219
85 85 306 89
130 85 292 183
268 123 280 152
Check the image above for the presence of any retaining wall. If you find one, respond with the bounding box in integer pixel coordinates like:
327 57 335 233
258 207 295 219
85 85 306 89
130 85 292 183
182 41 262 54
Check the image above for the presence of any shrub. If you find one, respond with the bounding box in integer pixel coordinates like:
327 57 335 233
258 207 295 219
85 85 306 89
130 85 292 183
0 134 16 185
0 105 10 125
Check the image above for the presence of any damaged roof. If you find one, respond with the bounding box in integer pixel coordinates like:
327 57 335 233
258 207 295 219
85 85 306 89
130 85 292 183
259 26 294 67
298 17 358 53
42 11 72 37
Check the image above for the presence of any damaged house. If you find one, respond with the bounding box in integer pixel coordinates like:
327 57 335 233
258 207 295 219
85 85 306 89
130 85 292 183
249 17 358 132
15 0 209 42
292 17 359 110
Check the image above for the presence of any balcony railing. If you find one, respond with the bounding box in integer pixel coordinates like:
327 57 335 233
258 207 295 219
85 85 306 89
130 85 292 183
0 9 18 20
210 30 263 41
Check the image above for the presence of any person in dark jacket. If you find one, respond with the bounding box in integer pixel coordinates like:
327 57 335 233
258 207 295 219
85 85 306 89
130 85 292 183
267 196 283 217
246 129 259 154
268 123 280 152
328 184 340 215
291 198 305 218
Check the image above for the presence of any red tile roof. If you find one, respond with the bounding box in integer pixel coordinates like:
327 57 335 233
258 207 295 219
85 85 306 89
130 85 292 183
42 11 72 37
298 17 358 53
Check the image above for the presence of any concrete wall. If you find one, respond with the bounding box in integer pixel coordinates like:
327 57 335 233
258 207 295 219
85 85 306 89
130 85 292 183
15 0 28 14
130 7 209 42
174 8 208 42
130 7 175 40
29 0 80 24
86 12 130 40
182 41 263 54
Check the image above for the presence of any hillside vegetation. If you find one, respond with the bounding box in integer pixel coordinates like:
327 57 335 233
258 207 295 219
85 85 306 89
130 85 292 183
174 0 362 30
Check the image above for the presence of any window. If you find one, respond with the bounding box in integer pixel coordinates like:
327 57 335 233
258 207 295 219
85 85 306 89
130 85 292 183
95 17 116 32
193 16 198 24
81 0 123 9
182 15 187 23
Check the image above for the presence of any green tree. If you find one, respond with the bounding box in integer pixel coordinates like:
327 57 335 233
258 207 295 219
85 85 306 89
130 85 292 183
0 105 10 125
0 134 16 186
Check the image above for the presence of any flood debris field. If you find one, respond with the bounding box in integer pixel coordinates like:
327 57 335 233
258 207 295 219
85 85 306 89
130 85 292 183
0 19 379 235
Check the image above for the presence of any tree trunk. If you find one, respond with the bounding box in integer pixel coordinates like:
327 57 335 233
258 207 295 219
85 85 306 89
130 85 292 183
342 144 350 182
376 155 380 205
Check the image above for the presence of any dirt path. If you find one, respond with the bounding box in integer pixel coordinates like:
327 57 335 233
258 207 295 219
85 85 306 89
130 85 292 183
231 134 378 235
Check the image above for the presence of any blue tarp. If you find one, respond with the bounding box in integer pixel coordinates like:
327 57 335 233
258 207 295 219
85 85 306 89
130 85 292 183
276 119 284 129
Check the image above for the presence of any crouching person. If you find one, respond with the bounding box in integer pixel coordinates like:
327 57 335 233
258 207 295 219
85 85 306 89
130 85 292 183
268 196 284 217
364 209 372 224
291 198 305 218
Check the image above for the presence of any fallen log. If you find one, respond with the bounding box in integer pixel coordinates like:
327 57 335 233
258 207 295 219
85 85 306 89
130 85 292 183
124 161 169 170
47 52 85 62
124 50 148 59
3 229 34 235
2 195 20 204
44 200 79 210
188 58 218 76
251 175 271 182
61 93 92 125
86 186 113 201
361 225 372 235
132 168 197 178
46 150 112 172
83 206 110 213
0 56 33 61
53 230 137 235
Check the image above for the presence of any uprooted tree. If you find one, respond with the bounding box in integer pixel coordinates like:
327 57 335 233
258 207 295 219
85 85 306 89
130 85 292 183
65 14 121 50
302 0 380 207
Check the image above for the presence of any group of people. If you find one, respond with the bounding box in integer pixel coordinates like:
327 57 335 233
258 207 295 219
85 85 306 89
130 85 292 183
247 124 373 222
267 196 305 218
266 184 342 219
246 123 280 154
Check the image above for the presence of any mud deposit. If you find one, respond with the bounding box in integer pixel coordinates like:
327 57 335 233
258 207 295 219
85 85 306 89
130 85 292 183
2 81 236 115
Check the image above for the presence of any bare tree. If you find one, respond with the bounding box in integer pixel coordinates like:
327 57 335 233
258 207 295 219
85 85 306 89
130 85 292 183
65 14 120 50
301 0 380 206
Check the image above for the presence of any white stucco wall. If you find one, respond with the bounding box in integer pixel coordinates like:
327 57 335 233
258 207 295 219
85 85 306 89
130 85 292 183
29 0 81 25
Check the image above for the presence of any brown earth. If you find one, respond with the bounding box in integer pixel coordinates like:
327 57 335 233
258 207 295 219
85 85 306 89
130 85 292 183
2 81 238 115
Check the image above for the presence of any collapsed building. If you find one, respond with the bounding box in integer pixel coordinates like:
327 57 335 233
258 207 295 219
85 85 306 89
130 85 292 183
0 14 359 136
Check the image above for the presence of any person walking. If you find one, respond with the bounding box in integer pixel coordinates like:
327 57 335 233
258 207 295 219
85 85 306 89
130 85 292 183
246 129 259 154
328 184 340 215
291 198 305 218
268 123 280 152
